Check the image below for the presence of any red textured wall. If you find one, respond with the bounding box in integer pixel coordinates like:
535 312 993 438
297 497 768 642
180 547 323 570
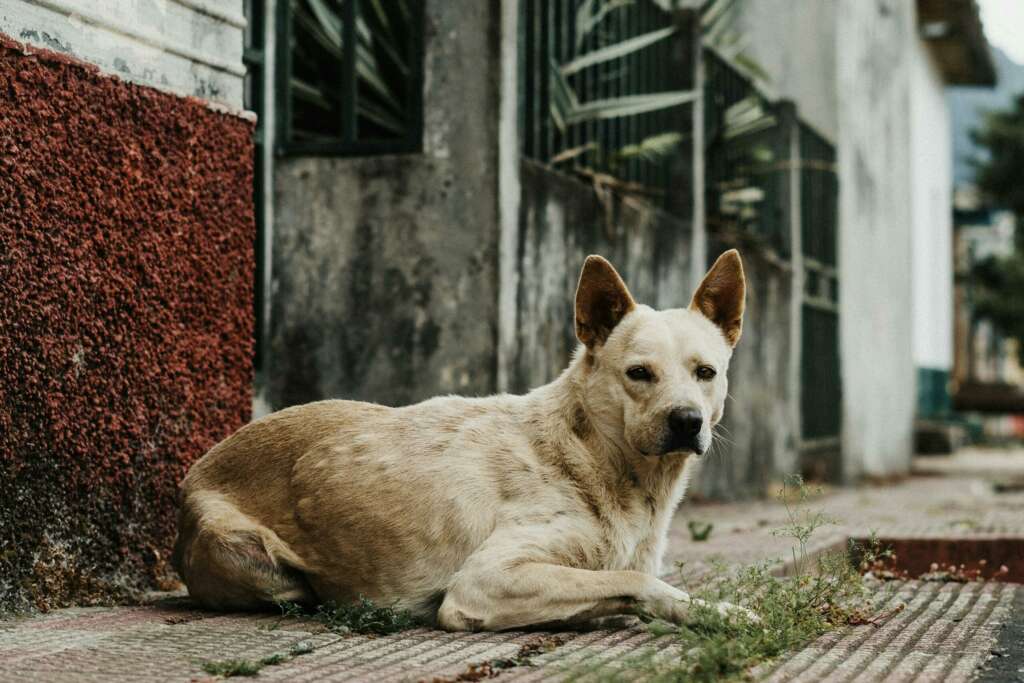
0 36 254 611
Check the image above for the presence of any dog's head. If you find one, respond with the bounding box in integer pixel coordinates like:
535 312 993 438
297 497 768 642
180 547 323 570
574 251 745 458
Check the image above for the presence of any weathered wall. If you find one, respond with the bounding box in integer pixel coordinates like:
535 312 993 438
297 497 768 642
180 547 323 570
836 0 916 478
512 163 793 500
733 0 924 479
509 161 695 393
268 0 501 407
0 36 254 611
701 244 797 499
909 37 954 376
735 0 838 141
0 0 245 108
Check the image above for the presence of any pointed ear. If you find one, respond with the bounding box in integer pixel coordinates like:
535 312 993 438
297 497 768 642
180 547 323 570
575 255 636 349
689 249 746 347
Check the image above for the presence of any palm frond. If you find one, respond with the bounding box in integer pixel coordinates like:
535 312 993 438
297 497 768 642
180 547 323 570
561 26 678 77
613 132 684 163
567 91 699 125
575 0 634 50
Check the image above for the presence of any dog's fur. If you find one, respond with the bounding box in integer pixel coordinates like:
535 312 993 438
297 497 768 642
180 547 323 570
172 251 752 630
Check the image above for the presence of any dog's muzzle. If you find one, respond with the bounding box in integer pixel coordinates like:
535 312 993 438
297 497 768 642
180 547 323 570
660 407 705 455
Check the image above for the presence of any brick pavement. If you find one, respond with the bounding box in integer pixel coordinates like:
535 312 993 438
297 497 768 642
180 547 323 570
1 447 1021 682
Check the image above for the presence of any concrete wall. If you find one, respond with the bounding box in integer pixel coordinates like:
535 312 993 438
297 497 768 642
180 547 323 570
702 244 797 499
267 0 501 408
0 0 245 108
509 161 695 393
735 0 838 141
835 0 916 478
733 0 922 479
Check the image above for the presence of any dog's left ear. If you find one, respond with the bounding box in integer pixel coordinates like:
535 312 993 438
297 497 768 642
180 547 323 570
575 255 636 348
690 249 746 347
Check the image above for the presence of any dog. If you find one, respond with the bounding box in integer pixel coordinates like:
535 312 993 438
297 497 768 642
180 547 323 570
172 250 755 630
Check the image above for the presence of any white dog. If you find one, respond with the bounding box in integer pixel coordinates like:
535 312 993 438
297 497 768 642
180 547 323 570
173 250 754 630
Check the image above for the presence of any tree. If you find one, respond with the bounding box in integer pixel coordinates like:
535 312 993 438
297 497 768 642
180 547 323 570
969 93 1024 360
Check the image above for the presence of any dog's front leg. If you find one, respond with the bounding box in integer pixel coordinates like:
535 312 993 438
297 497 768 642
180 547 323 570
437 561 755 631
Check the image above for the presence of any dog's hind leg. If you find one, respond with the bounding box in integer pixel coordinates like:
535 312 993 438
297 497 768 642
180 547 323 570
173 493 315 610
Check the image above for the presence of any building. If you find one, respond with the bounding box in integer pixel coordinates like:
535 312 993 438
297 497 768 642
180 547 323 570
947 46 1024 441
0 0 996 608
253 0 993 494
733 0 994 474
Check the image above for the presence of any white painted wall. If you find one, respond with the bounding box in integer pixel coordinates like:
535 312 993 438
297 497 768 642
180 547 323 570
909 37 954 373
735 0 921 479
0 0 245 109
835 0 916 478
736 0 839 141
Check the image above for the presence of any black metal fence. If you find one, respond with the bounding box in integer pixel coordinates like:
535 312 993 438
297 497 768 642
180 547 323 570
798 121 840 459
703 49 790 256
703 47 842 471
276 0 424 156
519 0 694 207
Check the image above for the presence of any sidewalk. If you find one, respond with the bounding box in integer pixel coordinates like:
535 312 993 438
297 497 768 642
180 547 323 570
2 448 1021 682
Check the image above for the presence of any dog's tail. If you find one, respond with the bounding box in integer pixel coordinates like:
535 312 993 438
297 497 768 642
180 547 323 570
173 492 315 610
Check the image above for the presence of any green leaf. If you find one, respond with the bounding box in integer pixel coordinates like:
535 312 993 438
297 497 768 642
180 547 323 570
613 132 684 162
561 26 678 76
306 0 343 46
566 90 699 125
549 60 581 133
575 0 634 50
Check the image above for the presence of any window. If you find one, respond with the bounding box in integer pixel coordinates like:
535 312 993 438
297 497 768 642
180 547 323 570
276 0 424 155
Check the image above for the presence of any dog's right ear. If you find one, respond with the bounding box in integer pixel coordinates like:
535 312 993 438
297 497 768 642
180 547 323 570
689 249 746 347
575 255 636 348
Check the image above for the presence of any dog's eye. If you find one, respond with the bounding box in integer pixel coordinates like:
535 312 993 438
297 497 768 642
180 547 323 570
626 366 654 382
695 365 717 381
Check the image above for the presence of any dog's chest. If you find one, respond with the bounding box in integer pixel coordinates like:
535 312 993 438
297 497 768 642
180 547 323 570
597 491 665 571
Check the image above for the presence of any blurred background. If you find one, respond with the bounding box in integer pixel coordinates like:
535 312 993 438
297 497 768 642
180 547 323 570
239 0 1022 498
2 0 1023 609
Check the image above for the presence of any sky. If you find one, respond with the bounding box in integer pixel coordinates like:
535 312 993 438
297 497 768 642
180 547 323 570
977 0 1024 64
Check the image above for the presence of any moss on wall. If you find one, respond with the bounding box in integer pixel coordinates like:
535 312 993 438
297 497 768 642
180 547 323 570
0 35 254 611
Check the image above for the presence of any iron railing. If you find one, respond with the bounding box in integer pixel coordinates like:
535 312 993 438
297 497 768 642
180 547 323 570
703 48 790 256
519 0 693 206
704 47 842 463
276 0 424 156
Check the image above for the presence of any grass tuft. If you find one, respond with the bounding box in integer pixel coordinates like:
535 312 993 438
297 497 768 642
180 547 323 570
272 596 423 636
200 639 316 677
570 475 899 682
201 659 264 677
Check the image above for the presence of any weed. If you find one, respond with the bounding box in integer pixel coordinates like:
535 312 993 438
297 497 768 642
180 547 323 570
853 531 906 581
200 639 316 677
687 521 714 542
568 475 896 682
919 561 1010 583
201 659 263 677
272 596 424 636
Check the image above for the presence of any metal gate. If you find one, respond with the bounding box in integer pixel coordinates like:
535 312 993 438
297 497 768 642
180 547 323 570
704 48 842 479
797 123 841 477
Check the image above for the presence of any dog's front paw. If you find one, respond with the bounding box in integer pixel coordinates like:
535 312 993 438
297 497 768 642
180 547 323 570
714 600 760 625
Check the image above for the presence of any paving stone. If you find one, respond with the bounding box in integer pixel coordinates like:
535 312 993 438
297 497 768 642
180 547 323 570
1 448 1021 682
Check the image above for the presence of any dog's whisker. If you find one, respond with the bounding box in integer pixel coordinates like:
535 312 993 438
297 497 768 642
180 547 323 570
711 426 736 448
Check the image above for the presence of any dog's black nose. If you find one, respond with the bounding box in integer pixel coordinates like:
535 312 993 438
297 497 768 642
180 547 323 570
668 407 703 439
